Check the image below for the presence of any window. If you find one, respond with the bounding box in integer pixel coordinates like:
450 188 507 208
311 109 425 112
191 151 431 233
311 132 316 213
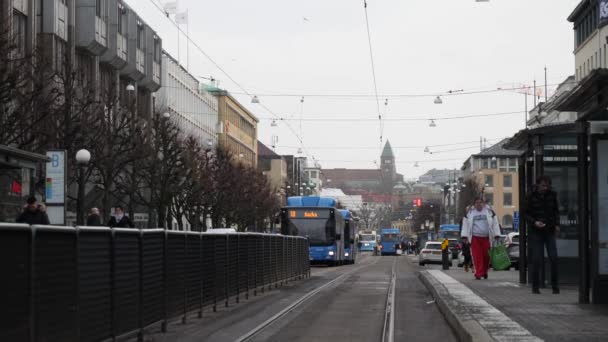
384 159 392 164
502 215 513 228
118 3 127 35
490 158 497 169
153 36 161 62
499 158 507 172
508 158 517 172
137 22 144 49
484 175 494 187
504 193 513 206
12 11 27 56
484 192 494 205
503 174 512 188
311 171 318 179
96 0 102 17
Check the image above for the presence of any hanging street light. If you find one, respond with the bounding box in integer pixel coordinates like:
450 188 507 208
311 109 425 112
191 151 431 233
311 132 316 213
251 95 260 104
414 161 419 167
429 119 437 127
271 119 278 127
434 96 443 104
297 147 303 154
424 146 430 153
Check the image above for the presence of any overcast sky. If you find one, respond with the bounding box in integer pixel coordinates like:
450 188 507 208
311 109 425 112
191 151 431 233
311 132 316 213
126 0 580 179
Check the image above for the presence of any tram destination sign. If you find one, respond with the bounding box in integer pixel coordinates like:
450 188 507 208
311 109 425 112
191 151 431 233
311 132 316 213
289 209 331 219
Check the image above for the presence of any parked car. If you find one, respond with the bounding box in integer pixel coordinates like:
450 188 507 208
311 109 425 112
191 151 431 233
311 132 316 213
504 232 520 270
418 241 443 266
448 238 460 259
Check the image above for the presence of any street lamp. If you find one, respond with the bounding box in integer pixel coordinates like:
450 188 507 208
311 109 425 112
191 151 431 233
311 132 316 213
434 96 443 104
251 95 260 104
429 119 437 127
424 146 430 153
162 112 171 119
271 119 278 127
76 149 91 225
126 84 135 92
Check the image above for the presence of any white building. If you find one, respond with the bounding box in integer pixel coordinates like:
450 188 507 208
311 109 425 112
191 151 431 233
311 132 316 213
155 52 218 146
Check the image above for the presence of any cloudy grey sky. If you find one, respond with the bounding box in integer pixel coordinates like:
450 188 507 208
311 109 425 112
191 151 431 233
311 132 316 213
126 0 580 179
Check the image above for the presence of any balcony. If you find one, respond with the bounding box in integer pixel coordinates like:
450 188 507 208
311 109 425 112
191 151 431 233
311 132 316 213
42 0 68 41
75 1 108 55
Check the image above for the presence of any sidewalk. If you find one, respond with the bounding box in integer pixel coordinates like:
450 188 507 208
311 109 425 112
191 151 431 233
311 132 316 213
418 261 608 342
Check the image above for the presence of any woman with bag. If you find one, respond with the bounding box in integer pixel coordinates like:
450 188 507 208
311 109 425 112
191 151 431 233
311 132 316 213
461 197 501 280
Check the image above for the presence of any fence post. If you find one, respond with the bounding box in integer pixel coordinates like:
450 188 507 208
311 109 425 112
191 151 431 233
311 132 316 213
236 234 240 304
182 233 187 325
225 234 229 308
245 234 249 300
161 229 168 333
29 226 35 342
261 236 265 294
137 229 144 342
268 236 272 292
254 235 258 296
199 233 203 319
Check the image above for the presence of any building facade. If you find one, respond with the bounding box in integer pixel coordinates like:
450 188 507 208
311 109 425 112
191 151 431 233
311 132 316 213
208 89 258 167
156 52 218 146
3 0 161 118
461 139 522 230
258 141 287 200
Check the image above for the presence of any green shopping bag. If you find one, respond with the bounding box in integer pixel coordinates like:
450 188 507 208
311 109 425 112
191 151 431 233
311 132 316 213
490 244 511 271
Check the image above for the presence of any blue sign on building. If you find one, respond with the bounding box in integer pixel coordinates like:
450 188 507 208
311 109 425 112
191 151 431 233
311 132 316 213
513 211 520 231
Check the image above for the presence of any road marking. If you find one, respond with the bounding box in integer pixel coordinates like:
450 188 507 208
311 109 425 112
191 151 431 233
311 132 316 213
382 257 397 342
235 256 382 342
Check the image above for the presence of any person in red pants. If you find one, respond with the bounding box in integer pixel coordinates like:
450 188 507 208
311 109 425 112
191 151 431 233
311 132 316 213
461 197 501 280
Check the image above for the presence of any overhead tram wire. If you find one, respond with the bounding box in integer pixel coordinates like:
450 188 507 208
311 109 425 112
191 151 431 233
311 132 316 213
275 138 503 150
146 0 313 158
362 0 384 151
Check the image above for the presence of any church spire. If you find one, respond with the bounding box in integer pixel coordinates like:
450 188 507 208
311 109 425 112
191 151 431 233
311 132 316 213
381 140 394 158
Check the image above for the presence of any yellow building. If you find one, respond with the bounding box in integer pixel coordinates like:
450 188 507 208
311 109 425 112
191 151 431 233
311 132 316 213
461 139 523 230
208 89 258 167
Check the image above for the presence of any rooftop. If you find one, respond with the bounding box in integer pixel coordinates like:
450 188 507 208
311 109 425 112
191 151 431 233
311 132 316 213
381 140 395 158
472 138 522 157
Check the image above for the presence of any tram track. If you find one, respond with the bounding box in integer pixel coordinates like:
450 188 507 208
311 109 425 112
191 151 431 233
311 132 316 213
235 255 389 342
381 257 397 342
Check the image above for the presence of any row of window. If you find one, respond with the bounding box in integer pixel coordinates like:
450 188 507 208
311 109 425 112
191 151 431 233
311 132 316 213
575 5 598 48
483 192 513 207
576 43 608 81
484 174 512 188
476 157 517 172
226 105 255 139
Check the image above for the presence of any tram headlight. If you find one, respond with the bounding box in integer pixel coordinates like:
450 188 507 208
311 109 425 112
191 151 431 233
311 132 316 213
328 251 335 256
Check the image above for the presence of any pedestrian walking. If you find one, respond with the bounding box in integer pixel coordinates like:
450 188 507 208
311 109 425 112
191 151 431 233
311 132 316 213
461 197 501 280
525 175 560 294
460 237 473 273
16 196 50 225
107 205 135 228
86 207 102 226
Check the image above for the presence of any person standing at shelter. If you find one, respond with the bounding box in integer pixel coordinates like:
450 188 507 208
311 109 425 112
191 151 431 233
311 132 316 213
461 197 501 280
16 196 50 225
107 205 135 228
525 175 561 294
86 207 102 226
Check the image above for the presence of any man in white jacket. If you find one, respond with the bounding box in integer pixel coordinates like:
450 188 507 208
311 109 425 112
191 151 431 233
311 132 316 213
461 197 502 280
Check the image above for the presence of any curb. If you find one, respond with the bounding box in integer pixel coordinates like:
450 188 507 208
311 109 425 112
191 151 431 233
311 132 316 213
418 270 492 342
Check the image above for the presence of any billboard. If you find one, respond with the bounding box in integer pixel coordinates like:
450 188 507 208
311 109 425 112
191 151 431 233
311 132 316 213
46 150 66 225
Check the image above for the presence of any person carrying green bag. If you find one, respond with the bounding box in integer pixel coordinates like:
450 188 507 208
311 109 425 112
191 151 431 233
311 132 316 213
490 239 511 271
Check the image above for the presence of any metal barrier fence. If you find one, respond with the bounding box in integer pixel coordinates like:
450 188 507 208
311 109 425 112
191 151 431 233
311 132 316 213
0 224 310 342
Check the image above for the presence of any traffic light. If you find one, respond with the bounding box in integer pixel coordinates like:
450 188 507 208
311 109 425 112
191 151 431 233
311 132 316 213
413 198 422 207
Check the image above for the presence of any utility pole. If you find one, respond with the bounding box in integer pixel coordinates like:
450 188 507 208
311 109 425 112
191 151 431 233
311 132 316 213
544 66 548 103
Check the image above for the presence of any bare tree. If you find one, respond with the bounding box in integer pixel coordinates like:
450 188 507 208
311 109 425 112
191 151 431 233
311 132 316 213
456 177 482 225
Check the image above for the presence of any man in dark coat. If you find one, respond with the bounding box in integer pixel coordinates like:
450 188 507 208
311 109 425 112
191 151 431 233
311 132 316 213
86 207 102 226
16 196 50 225
525 175 560 294
107 205 135 228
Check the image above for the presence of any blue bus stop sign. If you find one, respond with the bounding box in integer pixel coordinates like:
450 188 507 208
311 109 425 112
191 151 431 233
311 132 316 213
513 211 520 231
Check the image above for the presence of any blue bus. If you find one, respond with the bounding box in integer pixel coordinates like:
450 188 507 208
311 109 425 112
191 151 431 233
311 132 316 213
358 231 377 252
281 196 346 266
380 228 401 256
339 209 357 264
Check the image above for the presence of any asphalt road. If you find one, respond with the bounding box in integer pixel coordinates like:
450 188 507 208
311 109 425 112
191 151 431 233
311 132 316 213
136 253 456 342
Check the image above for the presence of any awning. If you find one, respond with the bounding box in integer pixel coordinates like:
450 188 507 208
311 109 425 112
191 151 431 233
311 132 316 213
555 69 608 121
503 123 577 151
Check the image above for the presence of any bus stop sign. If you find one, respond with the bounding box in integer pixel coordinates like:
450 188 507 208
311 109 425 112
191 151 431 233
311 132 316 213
513 211 520 231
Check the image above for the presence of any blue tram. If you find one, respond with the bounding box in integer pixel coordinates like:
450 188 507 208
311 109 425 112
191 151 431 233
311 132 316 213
339 209 357 265
281 196 346 266
380 228 401 256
